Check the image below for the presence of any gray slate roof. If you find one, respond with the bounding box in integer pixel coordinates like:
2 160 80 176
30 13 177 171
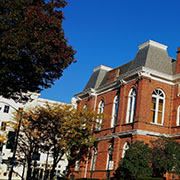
83 40 176 92
84 67 109 91
128 44 175 75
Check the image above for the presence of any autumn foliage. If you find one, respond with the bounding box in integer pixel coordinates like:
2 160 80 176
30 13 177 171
0 0 76 102
12 103 99 180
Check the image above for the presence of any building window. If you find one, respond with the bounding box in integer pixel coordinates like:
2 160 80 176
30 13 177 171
106 144 113 170
74 160 80 171
91 146 97 171
111 95 119 127
1 122 7 131
122 142 130 158
3 105 9 113
150 89 165 125
126 88 136 123
82 104 88 128
83 104 88 111
75 149 81 171
177 106 180 126
96 100 104 131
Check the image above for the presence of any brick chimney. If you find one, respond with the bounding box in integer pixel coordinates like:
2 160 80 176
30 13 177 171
175 47 180 74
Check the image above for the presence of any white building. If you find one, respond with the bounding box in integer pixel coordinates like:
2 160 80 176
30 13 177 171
0 93 71 180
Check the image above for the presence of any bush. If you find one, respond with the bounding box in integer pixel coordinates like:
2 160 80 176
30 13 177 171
75 178 100 180
137 177 164 180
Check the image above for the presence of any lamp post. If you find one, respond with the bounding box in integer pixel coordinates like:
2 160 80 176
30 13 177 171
8 107 23 180
0 101 23 180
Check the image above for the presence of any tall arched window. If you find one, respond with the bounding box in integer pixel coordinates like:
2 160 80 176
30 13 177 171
150 89 165 125
82 104 88 128
122 142 129 158
126 88 136 123
96 100 104 131
111 95 120 127
106 144 113 170
91 146 98 171
177 106 180 126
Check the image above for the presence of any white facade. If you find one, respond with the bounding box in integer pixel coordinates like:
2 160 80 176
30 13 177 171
0 94 70 180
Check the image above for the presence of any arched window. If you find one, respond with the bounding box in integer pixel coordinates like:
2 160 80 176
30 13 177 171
82 104 88 128
122 142 130 158
83 104 88 111
106 144 113 170
91 146 98 171
96 100 104 131
177 106 180 126
150 89 165 125
111 95 120 127
126 88 136 123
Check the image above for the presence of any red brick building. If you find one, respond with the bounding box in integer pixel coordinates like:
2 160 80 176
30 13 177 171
74 40 180 179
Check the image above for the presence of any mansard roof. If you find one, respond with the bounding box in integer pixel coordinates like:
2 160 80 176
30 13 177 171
80 40 176 94
128 40 175 75
84 65 112 90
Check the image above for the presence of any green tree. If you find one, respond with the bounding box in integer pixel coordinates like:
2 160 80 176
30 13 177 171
151 137 180 177
12 103 99 180
114 141 152 180
0 0 76 102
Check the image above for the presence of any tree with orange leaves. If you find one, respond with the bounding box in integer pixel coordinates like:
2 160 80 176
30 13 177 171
12 103 100 180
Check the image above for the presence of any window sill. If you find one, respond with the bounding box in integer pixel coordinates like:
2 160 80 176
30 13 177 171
121 122 133 126
150 122 163 126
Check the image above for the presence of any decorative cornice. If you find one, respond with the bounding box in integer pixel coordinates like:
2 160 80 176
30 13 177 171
96 128 180 142
75 66 180 100
138 40 168 51
93 65 112 72
119 79 127 87
96 129 170 141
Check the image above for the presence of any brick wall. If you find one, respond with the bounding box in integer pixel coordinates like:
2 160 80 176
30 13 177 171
73 75 180 180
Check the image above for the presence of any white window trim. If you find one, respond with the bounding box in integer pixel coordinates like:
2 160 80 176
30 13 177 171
177 106 180 126
111 95 119 128
74 160 80 171
96 100 104 130
106 152 110 170
126 88 136 123
151 89 165 125
122 142 129 158
91 147 97 171
106 145 113 170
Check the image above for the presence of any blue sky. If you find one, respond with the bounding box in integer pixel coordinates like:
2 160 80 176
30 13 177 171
40 0 180 103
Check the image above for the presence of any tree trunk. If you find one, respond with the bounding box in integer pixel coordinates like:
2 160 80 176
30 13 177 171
50 162 57 180
26 154 33 180
26 161 32 180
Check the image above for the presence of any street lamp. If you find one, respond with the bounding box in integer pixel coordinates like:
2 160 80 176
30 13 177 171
0 101 23 180
8 107 23 180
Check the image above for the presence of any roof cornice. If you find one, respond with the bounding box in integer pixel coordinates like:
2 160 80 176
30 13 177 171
138 40 168 50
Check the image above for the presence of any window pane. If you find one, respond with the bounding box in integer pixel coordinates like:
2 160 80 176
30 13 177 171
159 99 163 111
150 110 155 123
4 105 9 113
157 112 162 124
151 98 156 110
